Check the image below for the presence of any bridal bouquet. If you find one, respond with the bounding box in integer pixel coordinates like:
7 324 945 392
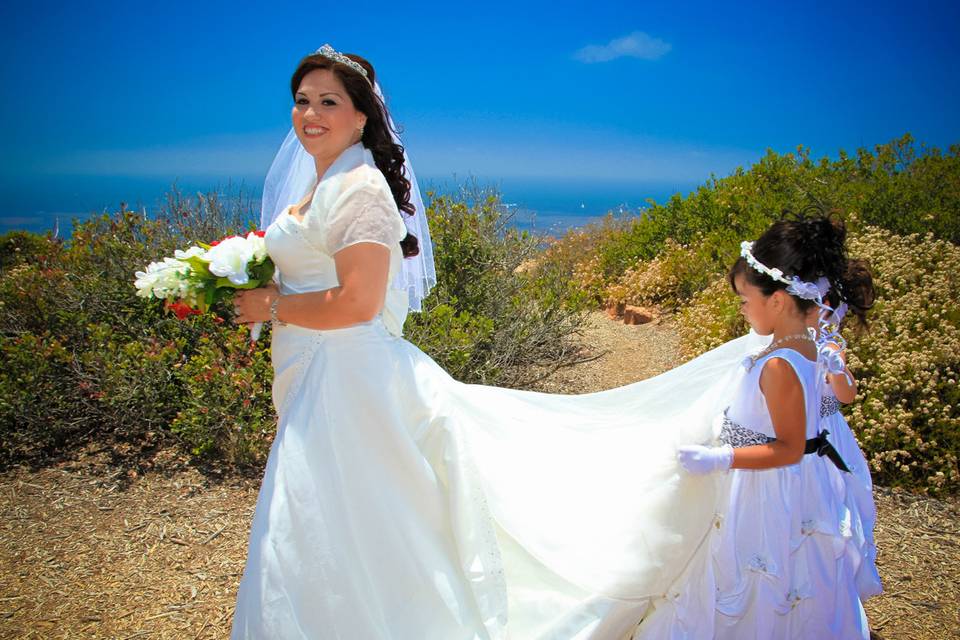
134 230 275 340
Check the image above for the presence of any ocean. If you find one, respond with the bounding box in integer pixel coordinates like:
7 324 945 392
0 174 698 238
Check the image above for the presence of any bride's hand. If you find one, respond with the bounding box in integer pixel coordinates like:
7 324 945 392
234 284 279 324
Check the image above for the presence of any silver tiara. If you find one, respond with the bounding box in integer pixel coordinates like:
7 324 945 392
313 44 370 82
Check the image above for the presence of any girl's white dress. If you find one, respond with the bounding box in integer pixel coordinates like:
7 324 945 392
633 349 882 639
228 141 836 639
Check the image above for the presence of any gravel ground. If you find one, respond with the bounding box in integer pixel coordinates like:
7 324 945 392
0 311 956 639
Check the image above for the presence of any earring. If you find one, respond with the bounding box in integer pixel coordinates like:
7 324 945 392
358 122 366 137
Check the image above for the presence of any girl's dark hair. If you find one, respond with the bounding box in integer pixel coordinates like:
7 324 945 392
290 52 419 258
728 206 875 326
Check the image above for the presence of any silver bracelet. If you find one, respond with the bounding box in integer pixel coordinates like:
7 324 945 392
270 295 286 325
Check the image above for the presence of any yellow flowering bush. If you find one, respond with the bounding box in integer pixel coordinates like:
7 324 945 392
538 214 637 305
604 239 719 309
540 134 960 493
571 253 609 304
675 277 748 358
843 228 960 493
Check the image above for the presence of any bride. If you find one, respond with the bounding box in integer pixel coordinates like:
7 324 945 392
229 44 766 639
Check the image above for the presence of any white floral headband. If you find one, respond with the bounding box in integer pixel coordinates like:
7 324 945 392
739 241 830 301
740 240 851 382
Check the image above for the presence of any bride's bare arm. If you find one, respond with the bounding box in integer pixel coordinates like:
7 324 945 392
234 242 390 330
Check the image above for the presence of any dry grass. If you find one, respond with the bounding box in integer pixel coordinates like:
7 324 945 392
0 446 259 639
866 487 960 638
0 311 956 639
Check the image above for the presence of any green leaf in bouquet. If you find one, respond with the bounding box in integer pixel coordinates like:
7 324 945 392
182 255 214 279
249 259 275 284
214 276 263 290
203 283 217 311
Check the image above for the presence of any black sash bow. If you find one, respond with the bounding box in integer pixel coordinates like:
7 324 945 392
804 430 850 473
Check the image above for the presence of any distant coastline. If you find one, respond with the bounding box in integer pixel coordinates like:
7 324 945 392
1 175 696 237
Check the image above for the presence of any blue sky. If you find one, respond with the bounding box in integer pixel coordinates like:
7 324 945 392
1 0 959 226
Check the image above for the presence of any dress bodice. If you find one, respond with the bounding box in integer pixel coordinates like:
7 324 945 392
263 143 409 336
722 347 822 444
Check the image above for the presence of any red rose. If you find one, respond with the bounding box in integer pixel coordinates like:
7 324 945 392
208 234 241 247
165 300 201 320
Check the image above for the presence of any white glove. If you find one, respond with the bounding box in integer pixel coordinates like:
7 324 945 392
677 444 734 476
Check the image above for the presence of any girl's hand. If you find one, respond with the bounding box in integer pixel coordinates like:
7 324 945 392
234 284 279 325
677 444 734 475
823 343 858 403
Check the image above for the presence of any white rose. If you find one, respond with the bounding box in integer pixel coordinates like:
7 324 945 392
134 259 189 298
245 232 268 262
174 245 207 261
206 236 255 285
134 261 165 298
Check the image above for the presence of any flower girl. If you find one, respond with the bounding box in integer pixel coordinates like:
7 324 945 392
636 211 882 639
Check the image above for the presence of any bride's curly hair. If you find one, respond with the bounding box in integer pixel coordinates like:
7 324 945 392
728 204 875 326
290 52 420 258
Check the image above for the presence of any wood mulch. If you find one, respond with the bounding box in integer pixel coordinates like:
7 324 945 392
0 446 257 639
0 311 956 639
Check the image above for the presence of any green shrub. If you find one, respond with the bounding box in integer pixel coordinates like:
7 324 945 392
403 303 495 377
77 323 187 441
846 136 960 242
0 332 81 460
0 183 589 467
171 328 274 464
0 231 61 270
546 134 960 307
0 191 270 467
404 186 589 386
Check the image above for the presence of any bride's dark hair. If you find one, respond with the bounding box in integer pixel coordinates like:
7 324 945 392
728 205 875 326
290 52 420 258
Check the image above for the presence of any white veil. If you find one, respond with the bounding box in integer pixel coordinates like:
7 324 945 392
259 82 436 312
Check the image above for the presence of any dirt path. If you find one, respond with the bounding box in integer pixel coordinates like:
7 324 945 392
0 312 957 639
533 311 683 394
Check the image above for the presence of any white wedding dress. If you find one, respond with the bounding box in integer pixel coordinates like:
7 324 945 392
229 142 769 639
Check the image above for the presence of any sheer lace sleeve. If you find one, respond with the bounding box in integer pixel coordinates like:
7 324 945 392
323 179 405 256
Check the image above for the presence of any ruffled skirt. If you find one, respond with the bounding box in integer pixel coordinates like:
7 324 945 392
634 413 881 639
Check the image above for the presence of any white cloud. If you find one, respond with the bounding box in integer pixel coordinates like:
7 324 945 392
574 31 672 63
